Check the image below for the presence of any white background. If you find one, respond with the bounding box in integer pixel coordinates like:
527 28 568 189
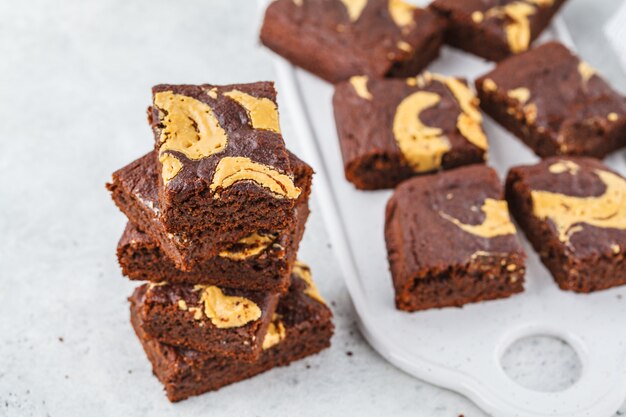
0 1 624 416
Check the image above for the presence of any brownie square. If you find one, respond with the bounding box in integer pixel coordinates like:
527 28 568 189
430 0 567 61
107 151 310 271
260 0 445 84
116 153 312 293
385 165 525 311
131 281 280 361
333 72 488 189
145 81 300 268
129 264 334 402
506 157 626 292
476 42 626 158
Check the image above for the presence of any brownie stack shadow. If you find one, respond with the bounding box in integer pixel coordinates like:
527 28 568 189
106 81 333 402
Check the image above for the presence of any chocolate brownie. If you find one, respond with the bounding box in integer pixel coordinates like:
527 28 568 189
107 151 310 271
260 0 445 84
116 153 312 292
476 42 626 158
131 281 279 361
506 157 626 292
129 265 334 402
385 165 525 311
145 82 300 268
333 72 488 189
430 0 567 61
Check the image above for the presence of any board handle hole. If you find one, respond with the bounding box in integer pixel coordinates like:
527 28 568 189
500 335 582 392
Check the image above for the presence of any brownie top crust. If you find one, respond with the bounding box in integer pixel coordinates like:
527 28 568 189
149 81 300 203
386 165 523 271
336 72 487 173
262 0 443 80
507 157 626 257
431 0 561 54
476 42 626 152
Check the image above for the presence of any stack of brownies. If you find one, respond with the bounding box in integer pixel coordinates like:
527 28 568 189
107 81 333 402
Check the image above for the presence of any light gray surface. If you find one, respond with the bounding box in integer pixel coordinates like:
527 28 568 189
0 1 624 416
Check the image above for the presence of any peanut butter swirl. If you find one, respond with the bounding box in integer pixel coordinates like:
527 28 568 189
262 313 286 350
223 89 281 133
393 74 487 172
210 156 301 199
388 0 416 30
393 90 451 173
293 261 326 304
218 232 278 260
349 75 373 100
485 2 536 53
339 0 367 22
431 74 487 151
532 162 626 244
440 198 517 238
192 285 262 329
154 91 228 184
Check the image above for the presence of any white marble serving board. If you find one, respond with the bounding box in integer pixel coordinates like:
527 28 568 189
262 1 626 416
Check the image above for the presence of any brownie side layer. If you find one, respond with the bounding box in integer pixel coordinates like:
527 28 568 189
130 273 334 402
476 42 626 158
385 165 525 311
260 0 444 84
506 157 626 293
430 0 567 62
107 151 309 271
132 282 279 361
150 82 298 250
116 152 312 292
333 73 487 190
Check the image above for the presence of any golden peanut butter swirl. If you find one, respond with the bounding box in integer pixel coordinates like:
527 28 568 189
223 89 281 133
218 232 279 260
470 0 555 54
292 261 326 304
262 313 286 350
349 76 373 100
481 79 537 125
182 285 262 329
392 73 487 173
531 161 626 244
210 156 301 199
154 87 299 199
388 0 416 30
331 0 417 29
439 198 517 238
154 91 228 184
339 0 368 22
